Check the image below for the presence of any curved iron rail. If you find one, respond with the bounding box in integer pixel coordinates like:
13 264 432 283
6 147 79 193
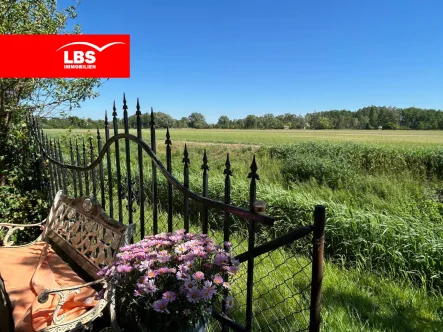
33 131 274 225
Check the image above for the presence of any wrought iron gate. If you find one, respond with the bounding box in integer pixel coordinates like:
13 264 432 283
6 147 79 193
27 95 326 332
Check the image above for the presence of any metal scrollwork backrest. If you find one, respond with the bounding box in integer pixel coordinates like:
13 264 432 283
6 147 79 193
45 190 134 279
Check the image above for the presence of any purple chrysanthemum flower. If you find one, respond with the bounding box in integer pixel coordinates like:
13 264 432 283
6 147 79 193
201 286 215 300
162 291 177 303
186 288 202 303
152 299 169 313
184 279 197 291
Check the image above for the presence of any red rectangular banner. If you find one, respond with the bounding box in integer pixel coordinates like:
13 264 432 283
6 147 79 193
0 34 130 78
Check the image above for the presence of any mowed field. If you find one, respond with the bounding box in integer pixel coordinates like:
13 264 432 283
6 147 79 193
45 128 443 146
45 127 443 331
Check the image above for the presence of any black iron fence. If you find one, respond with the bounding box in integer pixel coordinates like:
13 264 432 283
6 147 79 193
27 95 326 332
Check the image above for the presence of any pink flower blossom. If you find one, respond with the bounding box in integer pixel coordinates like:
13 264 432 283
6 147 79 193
162 291 177 303
152 299 169 313
174 244 187 254
169 235 183 242
157 250 171 263
116 264 133 273
193 271 205 281
214 275 224 285
186 288 202 303
157 267 170 275
146 270 158 278
223 282 231 289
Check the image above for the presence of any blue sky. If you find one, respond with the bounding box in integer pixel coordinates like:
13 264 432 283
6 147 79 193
70 0 443 123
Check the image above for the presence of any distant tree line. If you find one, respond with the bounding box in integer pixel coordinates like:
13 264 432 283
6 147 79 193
39 106 443 130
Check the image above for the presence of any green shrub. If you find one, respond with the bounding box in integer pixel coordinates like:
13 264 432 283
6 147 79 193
0 110 49 243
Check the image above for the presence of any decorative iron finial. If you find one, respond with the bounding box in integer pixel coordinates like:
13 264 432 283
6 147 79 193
97 126 101 140
104 110 108 127
123 93 128 112
165 127 172 145
136 98 141 116
201 149 209 171
150 107 155 127
183 143 190 165
248 155 259 180
224 153 233 177
112 101 117 117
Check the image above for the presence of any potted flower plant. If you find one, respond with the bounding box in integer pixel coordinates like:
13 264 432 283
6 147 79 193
98 229 240 331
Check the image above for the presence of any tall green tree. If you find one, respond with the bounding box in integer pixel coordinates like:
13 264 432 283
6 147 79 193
0 0 104 132
0 0 104 217
188 112 207 129
217 115 230 129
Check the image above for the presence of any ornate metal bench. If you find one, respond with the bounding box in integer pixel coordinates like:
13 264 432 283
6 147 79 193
0 190 135 331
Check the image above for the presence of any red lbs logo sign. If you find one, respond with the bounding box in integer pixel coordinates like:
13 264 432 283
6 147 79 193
0 34 130 78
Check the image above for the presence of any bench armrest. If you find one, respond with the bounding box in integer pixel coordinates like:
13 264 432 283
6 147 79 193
37 278 106 304
0 220 46 247
37 278 109 329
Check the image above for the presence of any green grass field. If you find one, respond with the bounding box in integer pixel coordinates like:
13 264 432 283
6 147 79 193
44 128 443 331
45 128 443 146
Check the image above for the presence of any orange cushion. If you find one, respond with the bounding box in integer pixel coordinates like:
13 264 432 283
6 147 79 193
0 241 98 332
